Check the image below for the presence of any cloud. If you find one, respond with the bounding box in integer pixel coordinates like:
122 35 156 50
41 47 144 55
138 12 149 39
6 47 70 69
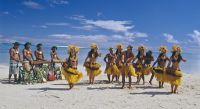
45 22 69 26
70 15 148 38
48 34 72 39
18 10 24 14
2 11 9 15
85 20 134 33
23 1 43 9
188 30 200 46
0 11 9 16
0 33 135 48
32 22 69 29
47 0 68 7
48 34 108 43
40 25 48 28
163 33 179 44
72 25 96 30
97 12 103 17
125 32 148 38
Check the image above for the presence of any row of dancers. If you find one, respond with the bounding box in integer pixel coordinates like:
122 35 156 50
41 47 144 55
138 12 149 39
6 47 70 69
9 42 186 93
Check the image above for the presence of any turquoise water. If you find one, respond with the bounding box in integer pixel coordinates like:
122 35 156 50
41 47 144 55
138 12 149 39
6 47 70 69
0 43 199 74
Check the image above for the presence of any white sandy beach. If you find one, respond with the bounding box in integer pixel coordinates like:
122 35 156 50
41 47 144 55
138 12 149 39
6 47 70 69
0 64 200 109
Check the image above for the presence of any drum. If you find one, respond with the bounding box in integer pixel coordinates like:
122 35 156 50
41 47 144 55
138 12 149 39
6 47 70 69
52 59 66 63
22 61 31 71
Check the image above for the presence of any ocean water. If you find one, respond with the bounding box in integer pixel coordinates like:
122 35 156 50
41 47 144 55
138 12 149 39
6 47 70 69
0 43 199 74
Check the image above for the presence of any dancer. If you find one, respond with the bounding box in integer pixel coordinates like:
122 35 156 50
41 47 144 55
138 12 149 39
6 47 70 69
135 45 145 84
167 45 186 93
84 43 101 84
141 50 154 85
121 45 138 89
115 44 124 81
62 45 83 89
104 47 120 83
152 46 170 88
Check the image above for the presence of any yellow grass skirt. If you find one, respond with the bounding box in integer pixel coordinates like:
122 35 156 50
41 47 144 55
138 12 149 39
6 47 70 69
124 65 137 77
152 67 166 82
85 63 101 77
135 64 143 76
165 69 182 86
116 62 123 72
61 63 83 84
142 65 152 75
105 64 120 76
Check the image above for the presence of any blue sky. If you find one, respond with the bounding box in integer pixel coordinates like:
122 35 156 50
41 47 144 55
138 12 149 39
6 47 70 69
0 0 200 53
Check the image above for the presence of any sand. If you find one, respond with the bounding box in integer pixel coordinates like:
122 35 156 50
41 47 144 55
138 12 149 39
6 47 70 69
0 64 200 109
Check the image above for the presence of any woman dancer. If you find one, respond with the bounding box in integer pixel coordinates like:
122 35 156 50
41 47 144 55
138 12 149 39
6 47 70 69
142 50 154 84
167 45 186 93
84 43 101 84
115 44 124 81
62 45 83 89
152 46 170 88
135 46 145 84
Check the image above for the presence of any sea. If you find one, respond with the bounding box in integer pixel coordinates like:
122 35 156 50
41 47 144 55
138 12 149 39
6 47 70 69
0 43 199 74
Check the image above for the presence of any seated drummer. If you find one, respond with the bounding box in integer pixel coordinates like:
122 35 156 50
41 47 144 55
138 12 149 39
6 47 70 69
23 42 34 62
50 46 60 69
34 43 45 67
9 42 21 83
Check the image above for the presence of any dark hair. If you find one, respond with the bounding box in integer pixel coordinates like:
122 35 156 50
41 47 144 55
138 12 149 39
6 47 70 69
115 49 120 55
88 49 98 58
136 51 141 59
13 42 20 46
24 42 31 47
51 46 57 50
171 51 182 62
158 52 165 57
146 50 152 57
36 43 42 48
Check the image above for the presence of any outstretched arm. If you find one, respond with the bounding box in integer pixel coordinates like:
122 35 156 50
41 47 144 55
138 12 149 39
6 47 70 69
182 58 187 62
152 59 158 67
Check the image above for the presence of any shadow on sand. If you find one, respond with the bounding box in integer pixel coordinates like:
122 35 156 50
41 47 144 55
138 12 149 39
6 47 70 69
0 78 17 85
130 91 172 97
87 86 122 90
28 87 68 92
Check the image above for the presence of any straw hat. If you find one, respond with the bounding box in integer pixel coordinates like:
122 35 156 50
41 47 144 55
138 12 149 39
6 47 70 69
68 45 79 53
176 46 182 53
116 43 124 49
171 45 178 52
171 45 182 53
159 45 168 53
138 45 145 51
90 43 98 49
